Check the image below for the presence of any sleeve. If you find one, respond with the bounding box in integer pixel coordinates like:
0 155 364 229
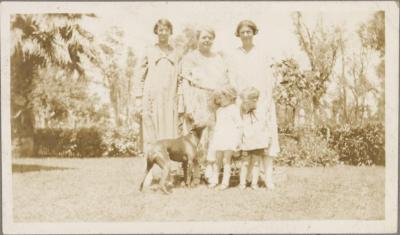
176 60 185 114
225 52 238 90
180 52 196 83
179 53 195 115
223 59 231 87
264 55 277 117
133 48 150 98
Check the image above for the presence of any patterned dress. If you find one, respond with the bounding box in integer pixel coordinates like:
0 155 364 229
135 44 180 151
180 50 229 161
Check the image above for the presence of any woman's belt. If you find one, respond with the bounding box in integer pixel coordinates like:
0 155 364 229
179 75 214 92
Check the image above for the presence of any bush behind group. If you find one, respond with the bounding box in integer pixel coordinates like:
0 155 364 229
18 123 384 166
31 127 139 158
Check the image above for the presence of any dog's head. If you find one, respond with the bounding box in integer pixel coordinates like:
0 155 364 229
190 124 207 141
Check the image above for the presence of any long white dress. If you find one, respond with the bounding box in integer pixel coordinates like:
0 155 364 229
227 46 280 156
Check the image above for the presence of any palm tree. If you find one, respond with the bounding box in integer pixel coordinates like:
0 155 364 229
11 13 99 156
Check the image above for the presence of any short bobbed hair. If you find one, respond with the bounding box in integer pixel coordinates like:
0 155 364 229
153 19 173 35
240 87 260 101
196 27 216 40
235 20 259 37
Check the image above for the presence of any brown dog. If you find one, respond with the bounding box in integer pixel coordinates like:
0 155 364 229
139 125 206 194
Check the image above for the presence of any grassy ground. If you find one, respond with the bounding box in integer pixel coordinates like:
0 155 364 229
12 157 384 222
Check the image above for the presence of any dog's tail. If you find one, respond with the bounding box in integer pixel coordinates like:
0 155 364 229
139 157 154 192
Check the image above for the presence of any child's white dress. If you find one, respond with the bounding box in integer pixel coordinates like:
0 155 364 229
241 100 270 151
227 46 280 156
208 103 242 159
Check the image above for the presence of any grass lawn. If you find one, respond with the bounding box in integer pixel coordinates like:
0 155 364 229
12 157 384 222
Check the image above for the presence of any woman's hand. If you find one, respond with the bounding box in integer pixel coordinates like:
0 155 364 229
135 97 143 115
183 112 194 123
178 94 185 114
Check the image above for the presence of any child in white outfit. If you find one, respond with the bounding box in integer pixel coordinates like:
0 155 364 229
239 87 272 190
207 85 242 190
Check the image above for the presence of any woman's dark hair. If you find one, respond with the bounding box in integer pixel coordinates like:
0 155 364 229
235 20 259 37
153 19 173 35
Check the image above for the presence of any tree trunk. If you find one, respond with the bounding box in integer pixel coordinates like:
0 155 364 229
15 108 35 157
291 106 296 129
342 87 348 124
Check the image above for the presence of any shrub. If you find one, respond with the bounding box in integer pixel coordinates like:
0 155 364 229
276 129 339 167
329 123 385 166
33 126 140 158
101 126 139 157
34 129 76 157
76 128 105 157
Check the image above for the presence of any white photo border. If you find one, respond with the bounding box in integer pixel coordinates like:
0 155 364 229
1 1 398 234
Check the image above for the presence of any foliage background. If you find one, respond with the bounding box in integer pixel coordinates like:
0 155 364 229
10 9 385 166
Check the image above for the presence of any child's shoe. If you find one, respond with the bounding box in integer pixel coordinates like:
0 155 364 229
250 184 259 190
265 181 275 190
238 184 246 190
217 184 229 191
208 183 217 189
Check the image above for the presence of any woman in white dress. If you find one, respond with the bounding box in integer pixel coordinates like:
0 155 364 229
228 20 280 189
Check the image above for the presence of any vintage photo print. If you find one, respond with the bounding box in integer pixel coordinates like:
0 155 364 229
1 1 398 234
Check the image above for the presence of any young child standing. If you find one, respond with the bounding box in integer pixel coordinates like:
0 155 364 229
207 85 242 190
239 87 271 190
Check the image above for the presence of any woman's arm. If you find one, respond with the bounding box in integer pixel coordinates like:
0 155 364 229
176 60 186 114
179 53 196 117
264 75 280 156
134 49 149 98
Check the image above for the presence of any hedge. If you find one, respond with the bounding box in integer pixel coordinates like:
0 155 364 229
328 123 385 166
277 123 385 166
33 127 139 157
31 123 385 166
275 129 339 167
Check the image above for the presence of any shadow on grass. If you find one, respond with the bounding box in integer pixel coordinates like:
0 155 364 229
154 171 267 188
12 164 74 173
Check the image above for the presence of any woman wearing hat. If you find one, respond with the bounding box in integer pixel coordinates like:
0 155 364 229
228 20 280 190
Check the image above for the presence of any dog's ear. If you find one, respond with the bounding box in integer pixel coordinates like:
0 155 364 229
184 114 195 130
190 125 205 140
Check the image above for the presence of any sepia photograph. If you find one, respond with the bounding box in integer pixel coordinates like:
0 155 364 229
1 1 398 234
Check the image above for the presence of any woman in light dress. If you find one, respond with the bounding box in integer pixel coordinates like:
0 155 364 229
180 27 230 184
135 19 180 188
228 20 280 189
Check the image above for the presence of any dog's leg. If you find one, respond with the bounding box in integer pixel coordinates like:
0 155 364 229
182 161 188 187
139 158 154 192
155 157 171 194
192 158 201 186
186 160 193 187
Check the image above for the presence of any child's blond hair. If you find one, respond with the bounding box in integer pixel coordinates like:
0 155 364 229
208 85 237 111
240 87 260 101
